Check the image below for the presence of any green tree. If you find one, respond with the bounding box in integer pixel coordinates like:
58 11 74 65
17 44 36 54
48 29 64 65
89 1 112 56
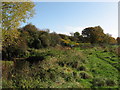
116 37 120 45
50 32 61 47
78 35 84 43
82 26 105 43
104 34 117 44
74 32 80 38
19 24 43 49
40 34 50 48
59 34 69 40
73 32 80 42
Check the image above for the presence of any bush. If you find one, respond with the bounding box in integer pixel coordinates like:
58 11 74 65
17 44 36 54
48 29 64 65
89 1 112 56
58 61 65 67
77 65 87 71
2 61 14 80
105 79 117 86
72 71 79 79
93 78 106 87
2 79 14 88
79 71 93 79
63 73 73 82
40 34 50 48
71 61 80 68
2 30 27 60
50 32 61 47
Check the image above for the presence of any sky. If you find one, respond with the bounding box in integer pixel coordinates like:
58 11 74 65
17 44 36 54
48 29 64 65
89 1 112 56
21 2 118 38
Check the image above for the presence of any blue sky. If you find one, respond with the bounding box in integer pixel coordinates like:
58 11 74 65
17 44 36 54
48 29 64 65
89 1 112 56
21 2 118 38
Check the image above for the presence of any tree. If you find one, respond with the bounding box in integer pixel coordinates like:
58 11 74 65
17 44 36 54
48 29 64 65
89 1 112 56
19 24 43 49
2 30 27 60
59 34 69 40
40 34 50 48
2 1 35 30
78 35 84 43
108 37 117 44
104 34 117 44
117 37 120 45
74 32 80 38
73 32 80 42
50 32 61 47
82 26 105 43
2 2 35 60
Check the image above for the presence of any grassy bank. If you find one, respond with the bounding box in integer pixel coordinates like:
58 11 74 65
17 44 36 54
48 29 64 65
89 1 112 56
2 45 119 88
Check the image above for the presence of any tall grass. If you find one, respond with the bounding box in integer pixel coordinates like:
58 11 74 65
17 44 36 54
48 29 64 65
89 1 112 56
2 45 119 88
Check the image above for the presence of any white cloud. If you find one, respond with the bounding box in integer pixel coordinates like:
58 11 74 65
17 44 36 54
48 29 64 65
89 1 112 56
55 26 86 36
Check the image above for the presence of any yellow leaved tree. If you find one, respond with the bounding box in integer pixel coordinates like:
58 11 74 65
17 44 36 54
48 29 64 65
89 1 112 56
2 1 35 60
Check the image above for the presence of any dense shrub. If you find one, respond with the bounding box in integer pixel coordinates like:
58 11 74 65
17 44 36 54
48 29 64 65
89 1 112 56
116 37 120 45
40 34 50 48
77 65 87 71
105 79 117 86
79 71 93 79
19 24 43 49
50 33 61 47
2 30 27 60
2 46 119 88
92 78 117 87
93 78 106 87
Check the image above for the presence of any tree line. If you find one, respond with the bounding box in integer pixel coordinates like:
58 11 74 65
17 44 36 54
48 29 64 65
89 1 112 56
2 23 119 60
2 2 120 60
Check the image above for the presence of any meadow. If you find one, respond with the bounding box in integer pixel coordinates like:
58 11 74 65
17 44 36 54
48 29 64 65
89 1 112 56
2 2 120 89
2 45 119 88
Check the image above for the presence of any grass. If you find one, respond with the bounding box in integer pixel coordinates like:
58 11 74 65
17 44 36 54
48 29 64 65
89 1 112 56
2 45 119 88
76 46 119 88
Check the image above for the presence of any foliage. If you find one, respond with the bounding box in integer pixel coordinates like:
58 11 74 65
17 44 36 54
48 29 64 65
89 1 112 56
59 34 69 40
2 2 35 30
82 26 117 44
60 39 79 47
73 32 80 42
74 32 80 38
82 26 105 43
19 24 42 49
2 1 119 88
19 24 61 48
2 6 118 88
104 34 117 44
2 30 27 60
2 2 35 60
116 37 120 45
2 46 119 88
49 32 61 47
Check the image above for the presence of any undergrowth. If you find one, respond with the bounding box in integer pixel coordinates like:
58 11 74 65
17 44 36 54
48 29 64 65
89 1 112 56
2 45 119 88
